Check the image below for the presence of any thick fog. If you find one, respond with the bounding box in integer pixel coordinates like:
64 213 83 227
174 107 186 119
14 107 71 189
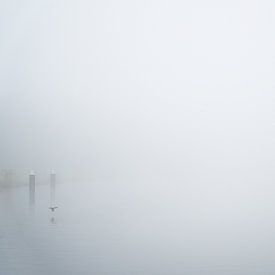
1 0 275 183
1 1 275 274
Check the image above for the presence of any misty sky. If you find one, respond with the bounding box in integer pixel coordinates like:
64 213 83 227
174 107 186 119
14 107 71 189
0 0 274 182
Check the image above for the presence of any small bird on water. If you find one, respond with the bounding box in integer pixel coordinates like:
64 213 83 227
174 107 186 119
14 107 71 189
49 206 58 212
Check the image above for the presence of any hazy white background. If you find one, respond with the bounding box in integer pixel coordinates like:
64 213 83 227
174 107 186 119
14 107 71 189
1 0 274 183
0 1 275 274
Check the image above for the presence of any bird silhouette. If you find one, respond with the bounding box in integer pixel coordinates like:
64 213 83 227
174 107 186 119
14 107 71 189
49 206 58 212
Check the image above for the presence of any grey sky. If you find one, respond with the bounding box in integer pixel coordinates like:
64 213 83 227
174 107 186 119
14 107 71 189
0 0 274 182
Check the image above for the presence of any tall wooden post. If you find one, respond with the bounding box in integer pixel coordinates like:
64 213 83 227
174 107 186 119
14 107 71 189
29 171 35 207
50 170 56 206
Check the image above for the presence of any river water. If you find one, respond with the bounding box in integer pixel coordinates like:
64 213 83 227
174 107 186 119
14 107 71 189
0 180 274 275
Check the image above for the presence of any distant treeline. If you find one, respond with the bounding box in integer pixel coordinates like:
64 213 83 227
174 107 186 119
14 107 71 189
0 169 14 187
0 170 26 187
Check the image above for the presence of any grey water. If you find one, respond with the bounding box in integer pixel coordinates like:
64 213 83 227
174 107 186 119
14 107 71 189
1 180 275 275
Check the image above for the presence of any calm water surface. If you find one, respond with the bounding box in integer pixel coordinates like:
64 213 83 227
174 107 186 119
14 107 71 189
0 181 274 275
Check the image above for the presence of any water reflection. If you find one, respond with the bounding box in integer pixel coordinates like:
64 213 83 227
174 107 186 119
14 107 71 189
49 216 57 225
1 181 275 275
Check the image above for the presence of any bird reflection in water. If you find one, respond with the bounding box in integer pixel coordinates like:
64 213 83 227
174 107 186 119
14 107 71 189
50 216 57 225
49 171 58 225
